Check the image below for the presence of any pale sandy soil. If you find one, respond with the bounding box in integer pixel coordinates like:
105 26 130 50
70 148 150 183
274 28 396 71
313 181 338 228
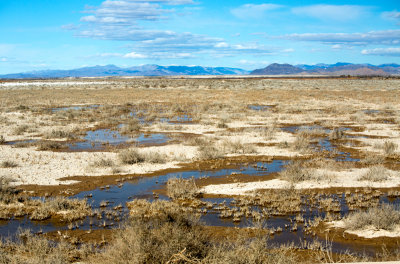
0 144 196 185
328 220 400 238
201 168 400 196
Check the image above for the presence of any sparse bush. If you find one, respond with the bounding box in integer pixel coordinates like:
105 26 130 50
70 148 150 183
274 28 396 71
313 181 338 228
0 160 18 168
45 129 74 139
278 161 313 183
91 158 115 168
358 165 389 182
383 141 398 156
100 200 208 264
222 140 257 155
344 204 400 231
361 153 385 165
329 127 344 140
142 151 167 164
292 132 310 152
167 177 199 200
13 125 30 135
0 177 18 204
198 144 223 160
216 120 228 128
36 141 65 151
0 229 90 263
120 119 141 134
119 148 145 164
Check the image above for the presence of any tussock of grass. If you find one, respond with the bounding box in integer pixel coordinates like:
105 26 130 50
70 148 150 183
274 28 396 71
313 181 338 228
118 148 145 164
278 161 313 183
344 204 400 231
167 177 199 200
383 141 398 156
197 144 224 160
96 200 297 264
0 160 18 168
44 129 75 139
358 165 389 182
0 229 93 264
222 140 257 155
13 125 30 135
292 132 310 152
36 141 66 150
119 148 167 164
91 158 115 168
329 128 344 140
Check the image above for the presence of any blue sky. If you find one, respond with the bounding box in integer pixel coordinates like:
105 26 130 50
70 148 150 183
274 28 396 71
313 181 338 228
0 0 399 74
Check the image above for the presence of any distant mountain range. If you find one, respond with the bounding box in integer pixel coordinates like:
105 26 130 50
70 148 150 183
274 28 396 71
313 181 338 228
1 63 400 79
0 65 248 79
251 63 400 76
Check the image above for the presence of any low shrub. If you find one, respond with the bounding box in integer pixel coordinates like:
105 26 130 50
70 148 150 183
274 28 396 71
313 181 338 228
167 177 199 200
278 161 313 183
358 165 389 182
344 204 400 231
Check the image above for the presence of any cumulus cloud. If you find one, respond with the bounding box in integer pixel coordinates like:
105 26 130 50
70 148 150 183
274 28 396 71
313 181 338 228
292 5 369 21
361 47 400 56
278 30 400 46
231 4 283 19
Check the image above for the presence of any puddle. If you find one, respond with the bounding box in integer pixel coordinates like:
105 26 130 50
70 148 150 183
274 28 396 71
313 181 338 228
160 115 193 124
248 105 272 111
52 105 100 112
67 129 169 151
5 139 37 146
68 129 134 151
363 109 380 115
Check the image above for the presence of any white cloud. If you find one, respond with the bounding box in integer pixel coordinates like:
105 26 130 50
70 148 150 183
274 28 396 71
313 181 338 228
214 42 229 48
361 48 400 56
231 4 283 19
279 30 400 46
292 5 369 21
382 10 400 24
123 52 148 59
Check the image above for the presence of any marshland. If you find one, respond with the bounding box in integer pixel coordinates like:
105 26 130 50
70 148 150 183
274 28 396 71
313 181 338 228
1 77 400 263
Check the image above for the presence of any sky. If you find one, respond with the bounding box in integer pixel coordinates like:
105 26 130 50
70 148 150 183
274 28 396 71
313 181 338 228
0 0 399 74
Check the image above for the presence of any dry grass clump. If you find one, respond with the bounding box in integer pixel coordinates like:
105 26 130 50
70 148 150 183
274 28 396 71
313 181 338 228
222 139 257 155
0 177 19 204
44 129 75 139
94 200 209 264
383 141 398 156
329 128 344 140
0 160 18 168
119 119 141 134
167 177 199 200
358 165 390 182
278 161 313 183
0 229 93 264
118 148 166 164
91 158 115 168
118 148 145 164
13 124 30 135
31 197 91 222
197 144 224 160
97 200 297 264
344 204 400 231
361 153 385 165
36 140 66 150
292 132 310 152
